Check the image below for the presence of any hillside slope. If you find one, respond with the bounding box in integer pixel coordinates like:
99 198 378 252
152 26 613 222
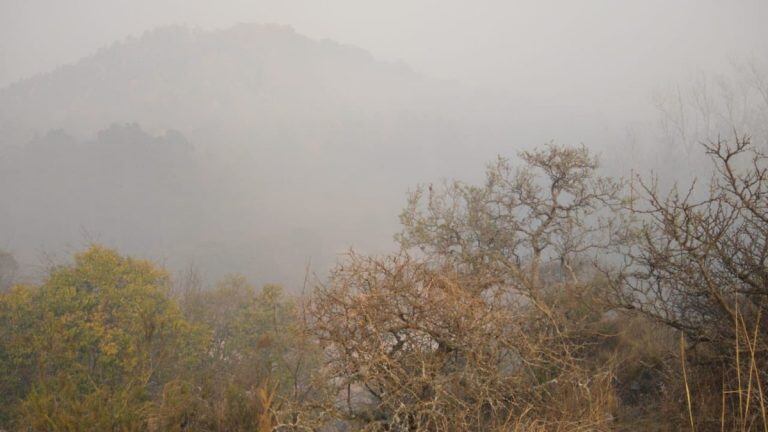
0 24 516 286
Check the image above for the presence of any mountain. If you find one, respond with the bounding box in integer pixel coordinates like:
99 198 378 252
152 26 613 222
0 24 461 151
0 24 520 286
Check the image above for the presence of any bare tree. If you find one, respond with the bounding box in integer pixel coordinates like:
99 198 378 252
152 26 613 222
308 145 623 430
398 143 622 296
607 134 768 430
653 59 768 166
610 135 768 346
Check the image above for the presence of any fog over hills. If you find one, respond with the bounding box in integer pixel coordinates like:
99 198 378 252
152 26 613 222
3 22 764 287
0 24 539 286
1 24 449 144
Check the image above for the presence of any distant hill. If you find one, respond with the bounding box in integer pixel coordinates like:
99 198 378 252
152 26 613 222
0 24 523 286
0 24 456 150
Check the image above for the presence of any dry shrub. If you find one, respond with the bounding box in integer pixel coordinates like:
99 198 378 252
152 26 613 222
310 252 618 431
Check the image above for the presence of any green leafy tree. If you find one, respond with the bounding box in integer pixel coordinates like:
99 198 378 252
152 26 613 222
0 245 206 430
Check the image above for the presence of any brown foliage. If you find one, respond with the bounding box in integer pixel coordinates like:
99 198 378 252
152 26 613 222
311 252 617 431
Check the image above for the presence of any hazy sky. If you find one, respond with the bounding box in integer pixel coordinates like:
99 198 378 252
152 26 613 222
1 1 767 120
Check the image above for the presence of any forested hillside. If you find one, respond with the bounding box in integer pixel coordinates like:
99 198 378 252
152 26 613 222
0 24 543 286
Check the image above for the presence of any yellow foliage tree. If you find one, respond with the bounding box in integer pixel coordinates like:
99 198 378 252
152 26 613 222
0 245 206 430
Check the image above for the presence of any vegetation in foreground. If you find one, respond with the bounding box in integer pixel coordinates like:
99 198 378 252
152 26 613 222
2 136 768 431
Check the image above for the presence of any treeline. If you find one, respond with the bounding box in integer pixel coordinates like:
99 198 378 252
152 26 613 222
2 136 768 431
